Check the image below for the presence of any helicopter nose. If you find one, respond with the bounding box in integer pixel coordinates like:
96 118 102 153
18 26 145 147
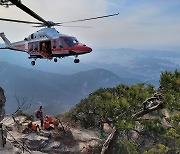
85 46 92 53
70 45 92 53
80 44 92 53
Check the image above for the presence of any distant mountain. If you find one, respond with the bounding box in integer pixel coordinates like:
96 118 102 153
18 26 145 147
0 61 134 114
80 48 180 86
0 47 179 87
0 47 95 75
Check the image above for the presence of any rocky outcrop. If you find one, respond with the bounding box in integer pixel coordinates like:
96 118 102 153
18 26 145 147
0 87 101 153
0 87 6 122
2 116 101 154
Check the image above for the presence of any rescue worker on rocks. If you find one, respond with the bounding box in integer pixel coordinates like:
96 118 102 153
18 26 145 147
28 122 40 132
35 106 44 127
43 116 60 130
43 120 51 130
45 115 53 124
53 118 60 128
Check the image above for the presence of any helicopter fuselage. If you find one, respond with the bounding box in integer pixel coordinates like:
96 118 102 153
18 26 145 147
1 28 92 65
0 0 118 66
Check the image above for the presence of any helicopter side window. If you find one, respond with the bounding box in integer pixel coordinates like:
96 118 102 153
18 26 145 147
52 40 56 49
33 43 38 51
29 44 33 51
59 39 64 48
31 34 34 39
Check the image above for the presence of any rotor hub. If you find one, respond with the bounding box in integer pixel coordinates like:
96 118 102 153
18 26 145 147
46 21 56 27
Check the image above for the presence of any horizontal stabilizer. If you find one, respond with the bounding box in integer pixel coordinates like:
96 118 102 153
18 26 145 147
0 47 8 49
0 47 25 52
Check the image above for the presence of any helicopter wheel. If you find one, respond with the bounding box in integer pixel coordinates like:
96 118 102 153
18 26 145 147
31 61 35 66
54 58 58 62
74 59 80 63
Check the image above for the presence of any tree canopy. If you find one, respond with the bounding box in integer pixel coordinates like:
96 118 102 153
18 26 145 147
66 70 180 154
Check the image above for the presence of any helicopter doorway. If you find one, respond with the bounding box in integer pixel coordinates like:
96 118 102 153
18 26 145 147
40 41 52 55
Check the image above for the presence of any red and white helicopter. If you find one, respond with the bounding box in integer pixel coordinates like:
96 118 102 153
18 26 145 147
0 0 119 65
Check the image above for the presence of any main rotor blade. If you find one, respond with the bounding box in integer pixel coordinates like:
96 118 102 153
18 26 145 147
57 25 92 28
9 0 48 25
0 17 42 24
57 13 119 24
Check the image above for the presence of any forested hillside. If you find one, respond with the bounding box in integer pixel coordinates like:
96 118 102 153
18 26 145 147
66 70 180 153
0 61 133 114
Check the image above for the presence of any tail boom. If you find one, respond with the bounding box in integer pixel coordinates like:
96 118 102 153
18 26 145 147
0 32 12 47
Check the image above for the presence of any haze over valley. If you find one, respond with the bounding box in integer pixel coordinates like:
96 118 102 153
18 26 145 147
0 47 179 114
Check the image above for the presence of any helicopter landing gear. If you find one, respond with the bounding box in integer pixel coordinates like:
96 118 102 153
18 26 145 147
54 58 58 62
74 55 80 63
74 58 80 63
31 61 36 66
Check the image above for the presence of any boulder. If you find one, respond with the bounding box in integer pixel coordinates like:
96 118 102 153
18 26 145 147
0 87 6 122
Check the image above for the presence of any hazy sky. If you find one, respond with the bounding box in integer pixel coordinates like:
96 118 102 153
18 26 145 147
0 0 180 50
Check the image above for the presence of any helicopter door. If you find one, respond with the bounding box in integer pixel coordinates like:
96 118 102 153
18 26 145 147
59 39 64 49
28 43 33 52
40 41 52 54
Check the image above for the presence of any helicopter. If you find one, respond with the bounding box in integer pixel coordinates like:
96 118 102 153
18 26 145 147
0 0 119 65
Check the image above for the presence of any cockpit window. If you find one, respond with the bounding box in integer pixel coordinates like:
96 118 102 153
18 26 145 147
64 37 79 47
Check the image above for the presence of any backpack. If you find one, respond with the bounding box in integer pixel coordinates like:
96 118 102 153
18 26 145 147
35 110 40 118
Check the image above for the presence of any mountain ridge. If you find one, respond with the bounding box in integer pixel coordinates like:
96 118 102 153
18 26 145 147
0 61 136 114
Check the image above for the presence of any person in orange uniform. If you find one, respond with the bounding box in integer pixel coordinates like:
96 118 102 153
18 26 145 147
45 115 53 124
43 121 50 130
28 122 40 132
53 118 59 128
